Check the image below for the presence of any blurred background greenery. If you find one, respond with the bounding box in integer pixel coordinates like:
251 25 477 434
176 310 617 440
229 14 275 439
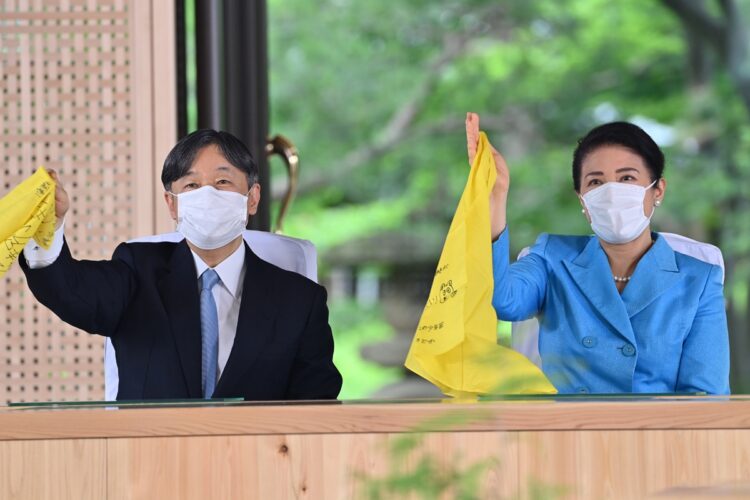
255 0 750 397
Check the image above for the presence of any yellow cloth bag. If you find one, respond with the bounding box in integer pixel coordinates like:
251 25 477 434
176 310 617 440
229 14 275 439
404 133 556 397
0 167 56 277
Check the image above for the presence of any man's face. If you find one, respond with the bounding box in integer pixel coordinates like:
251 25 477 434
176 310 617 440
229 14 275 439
164 144 261 221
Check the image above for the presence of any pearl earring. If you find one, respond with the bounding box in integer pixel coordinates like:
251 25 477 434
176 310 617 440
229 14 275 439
581 209 586 214
655 200 662 207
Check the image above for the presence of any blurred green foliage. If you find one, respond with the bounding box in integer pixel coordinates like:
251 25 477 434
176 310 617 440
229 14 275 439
357 410 498 499
329 300 402 399
356 410 567 499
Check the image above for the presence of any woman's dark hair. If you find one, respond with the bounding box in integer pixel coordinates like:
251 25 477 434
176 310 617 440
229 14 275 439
161 129 259 191
572 121 664 192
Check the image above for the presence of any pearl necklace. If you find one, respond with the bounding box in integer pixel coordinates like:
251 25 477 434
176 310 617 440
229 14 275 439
613 275 632 282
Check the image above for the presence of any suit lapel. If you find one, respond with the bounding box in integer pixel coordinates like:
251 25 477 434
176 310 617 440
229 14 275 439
562 236 636 343
621 234 681 318
214 243 278 396
157 241 203 398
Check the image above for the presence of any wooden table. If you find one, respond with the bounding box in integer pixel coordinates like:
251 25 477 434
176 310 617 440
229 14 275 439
1 396 750 499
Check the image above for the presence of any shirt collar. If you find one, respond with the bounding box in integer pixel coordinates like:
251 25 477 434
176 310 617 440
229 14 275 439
190 242 246 300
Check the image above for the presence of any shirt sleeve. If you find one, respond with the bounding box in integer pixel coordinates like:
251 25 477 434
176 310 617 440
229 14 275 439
675 264 731 395
285 285 342 400
23 219 66 269
491 229 550 321
19 238 137 336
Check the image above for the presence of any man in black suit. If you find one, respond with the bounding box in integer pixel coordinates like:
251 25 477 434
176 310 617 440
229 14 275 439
20 130 342 400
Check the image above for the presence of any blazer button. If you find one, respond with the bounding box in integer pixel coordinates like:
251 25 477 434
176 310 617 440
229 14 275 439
582 336 597 348
622 344 636 357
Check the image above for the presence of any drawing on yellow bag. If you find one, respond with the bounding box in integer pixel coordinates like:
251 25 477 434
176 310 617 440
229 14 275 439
404 132 556 398
0 167 56 277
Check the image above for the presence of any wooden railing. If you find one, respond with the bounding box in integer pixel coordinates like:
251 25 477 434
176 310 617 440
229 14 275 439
1 396 749 499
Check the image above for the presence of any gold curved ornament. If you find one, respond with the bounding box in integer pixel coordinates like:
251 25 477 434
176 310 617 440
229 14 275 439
265 134 299 234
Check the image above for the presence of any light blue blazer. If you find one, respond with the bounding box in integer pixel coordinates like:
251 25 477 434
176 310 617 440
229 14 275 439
492 230 730 395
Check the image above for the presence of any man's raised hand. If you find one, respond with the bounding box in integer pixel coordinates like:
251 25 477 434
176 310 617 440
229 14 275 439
47 169 70 229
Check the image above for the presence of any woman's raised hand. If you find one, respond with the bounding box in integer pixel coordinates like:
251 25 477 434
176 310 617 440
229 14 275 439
466 112 481 167
465 112 509 239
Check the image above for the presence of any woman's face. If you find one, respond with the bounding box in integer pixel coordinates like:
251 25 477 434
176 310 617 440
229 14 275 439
578 145 665 217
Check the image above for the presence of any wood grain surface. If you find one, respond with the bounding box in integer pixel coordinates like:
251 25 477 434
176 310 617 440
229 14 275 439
2 398 750 499
0 396 748 441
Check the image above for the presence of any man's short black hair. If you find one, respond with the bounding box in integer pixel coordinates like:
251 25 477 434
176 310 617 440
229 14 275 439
161 129 259 191
572 121 664 192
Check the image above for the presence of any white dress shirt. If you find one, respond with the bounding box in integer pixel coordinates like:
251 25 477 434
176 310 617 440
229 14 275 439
23 220 66 268
190 244 246 379
24 225 246 378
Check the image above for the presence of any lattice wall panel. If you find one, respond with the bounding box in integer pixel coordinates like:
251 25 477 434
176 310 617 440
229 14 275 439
1 0 142 402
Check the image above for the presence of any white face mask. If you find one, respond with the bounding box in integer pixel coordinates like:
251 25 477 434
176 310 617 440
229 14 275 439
581 180 657 244
171 186 249 250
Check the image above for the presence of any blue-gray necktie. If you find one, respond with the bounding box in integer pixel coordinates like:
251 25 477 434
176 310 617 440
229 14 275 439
200 269 220 399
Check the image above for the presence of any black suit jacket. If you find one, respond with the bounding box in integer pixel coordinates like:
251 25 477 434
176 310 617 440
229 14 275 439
20 239 342 400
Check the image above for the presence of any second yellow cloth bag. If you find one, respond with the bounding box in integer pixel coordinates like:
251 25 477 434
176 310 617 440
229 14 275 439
0 167 56 277
405 133 556 397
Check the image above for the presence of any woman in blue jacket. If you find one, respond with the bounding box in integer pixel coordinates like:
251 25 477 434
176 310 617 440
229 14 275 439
466 113 730 394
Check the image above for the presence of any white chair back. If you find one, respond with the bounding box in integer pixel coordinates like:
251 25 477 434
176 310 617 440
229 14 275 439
103 230 318 400
511 232 725 367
